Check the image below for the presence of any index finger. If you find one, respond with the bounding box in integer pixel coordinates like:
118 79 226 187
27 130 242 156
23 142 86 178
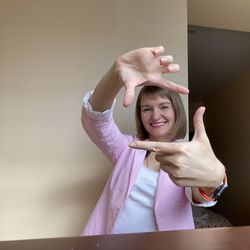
129 140 180 154
148 77 189 95
160 78 189 94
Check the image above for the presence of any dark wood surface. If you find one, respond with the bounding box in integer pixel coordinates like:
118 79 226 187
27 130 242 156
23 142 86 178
1 226 250 250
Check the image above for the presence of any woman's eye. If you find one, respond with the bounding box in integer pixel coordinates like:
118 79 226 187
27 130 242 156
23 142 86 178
142 108 150 112
161 106 169 110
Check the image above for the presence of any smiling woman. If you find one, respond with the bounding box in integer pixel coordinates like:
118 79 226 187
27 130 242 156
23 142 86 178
81 46 226 236
0 0 190 240
135 86 187 142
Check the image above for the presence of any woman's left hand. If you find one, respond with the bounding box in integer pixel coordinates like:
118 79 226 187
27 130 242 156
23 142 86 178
116 46 189 107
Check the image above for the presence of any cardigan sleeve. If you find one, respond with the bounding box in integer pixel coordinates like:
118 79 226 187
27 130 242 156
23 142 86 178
185 187 217 207
82 90 135 164
82 90 116 120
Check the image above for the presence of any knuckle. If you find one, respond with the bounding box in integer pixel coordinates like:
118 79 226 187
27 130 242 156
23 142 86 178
152 145 161 152
169 175 184 187
172 170 182 179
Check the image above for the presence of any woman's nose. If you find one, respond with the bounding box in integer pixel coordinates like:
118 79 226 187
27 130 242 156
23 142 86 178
151 108 161 119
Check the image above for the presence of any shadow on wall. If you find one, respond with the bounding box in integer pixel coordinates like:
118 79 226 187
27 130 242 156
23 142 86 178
188 26 250 226
204 67 250 226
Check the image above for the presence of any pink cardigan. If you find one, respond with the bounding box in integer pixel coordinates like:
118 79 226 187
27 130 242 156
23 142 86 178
81 92 194 236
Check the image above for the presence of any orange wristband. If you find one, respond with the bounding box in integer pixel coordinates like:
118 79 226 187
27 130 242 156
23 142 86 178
198 175 228 201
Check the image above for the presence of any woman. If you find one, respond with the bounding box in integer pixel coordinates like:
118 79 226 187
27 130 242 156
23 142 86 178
81 46 226 235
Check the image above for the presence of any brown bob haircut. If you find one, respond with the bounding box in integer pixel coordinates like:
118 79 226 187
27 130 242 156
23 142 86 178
135 85 187 140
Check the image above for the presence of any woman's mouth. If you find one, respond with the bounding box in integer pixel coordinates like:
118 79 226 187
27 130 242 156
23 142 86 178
150 121 167 128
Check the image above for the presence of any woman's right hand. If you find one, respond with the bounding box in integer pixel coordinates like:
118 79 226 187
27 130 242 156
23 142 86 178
115 46 189 107
129 106 225 190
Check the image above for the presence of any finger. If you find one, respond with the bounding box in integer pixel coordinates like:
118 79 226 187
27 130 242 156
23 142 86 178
160 55 173 65
151 46 165 56
123 84 135 107
160 64 180 74
166 64 180 73
129 140 180 154
192 106 209 142
155 153 175 163
149 77 189 94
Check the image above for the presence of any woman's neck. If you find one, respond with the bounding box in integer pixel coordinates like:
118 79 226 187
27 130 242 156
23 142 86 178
144 152 160 172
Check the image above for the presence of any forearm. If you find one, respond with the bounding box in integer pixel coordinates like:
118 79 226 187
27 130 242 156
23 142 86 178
90 62 123 112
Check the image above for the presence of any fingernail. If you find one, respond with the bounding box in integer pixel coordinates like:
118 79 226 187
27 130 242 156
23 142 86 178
168 64 180 72
154 49 159 55
180 86 189 94
154 46 164 55
161 55 173 64
129 142 136 147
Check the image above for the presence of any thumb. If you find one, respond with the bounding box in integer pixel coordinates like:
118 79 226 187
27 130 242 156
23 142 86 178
192 106 209 143
123 83 135 107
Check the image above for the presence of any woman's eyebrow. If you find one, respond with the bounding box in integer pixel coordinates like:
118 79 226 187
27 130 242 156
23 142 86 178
159 101 171 105
141 101 172 107
140 104 152 107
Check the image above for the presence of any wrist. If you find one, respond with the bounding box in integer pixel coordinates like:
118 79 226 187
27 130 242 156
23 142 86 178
205 160 226 190
107 62 124 88
199 175 228 201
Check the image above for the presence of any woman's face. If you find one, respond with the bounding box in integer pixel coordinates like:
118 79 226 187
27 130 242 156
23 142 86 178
140 94 175 142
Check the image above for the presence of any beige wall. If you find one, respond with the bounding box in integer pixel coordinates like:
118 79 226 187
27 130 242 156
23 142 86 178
0 0 188 240
204 67 250 225
188 0 250 32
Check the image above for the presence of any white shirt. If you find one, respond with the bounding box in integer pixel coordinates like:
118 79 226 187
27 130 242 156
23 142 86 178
112 166 159 234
